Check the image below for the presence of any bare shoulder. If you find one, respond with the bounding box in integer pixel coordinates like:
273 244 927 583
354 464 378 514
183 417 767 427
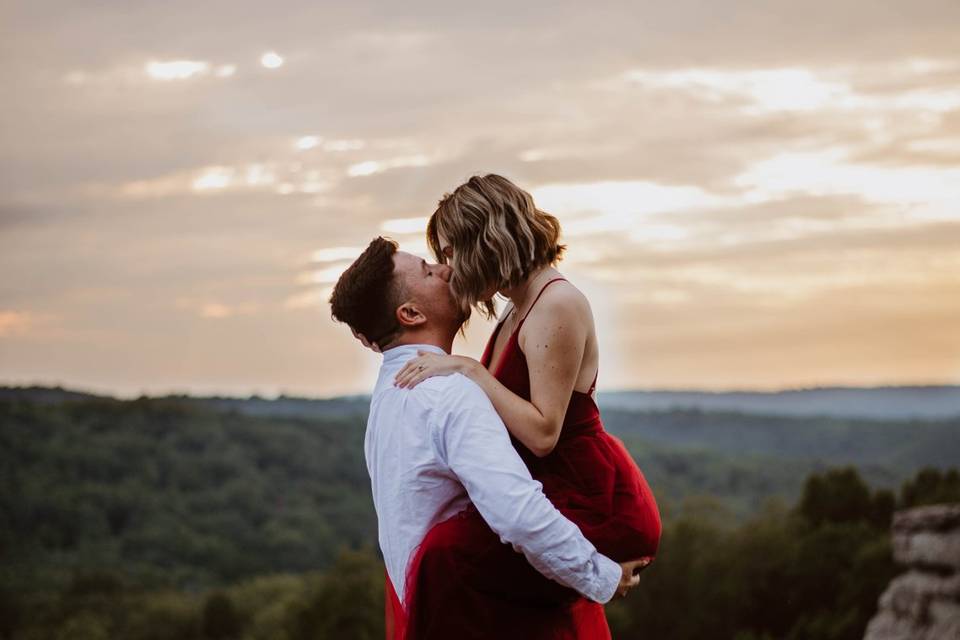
524 278 593 335
534 278 592 318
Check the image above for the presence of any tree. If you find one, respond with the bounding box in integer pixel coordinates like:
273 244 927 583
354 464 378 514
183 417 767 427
900 467 960 507
202 592 242 640
283 549 384 640
797 467 873 527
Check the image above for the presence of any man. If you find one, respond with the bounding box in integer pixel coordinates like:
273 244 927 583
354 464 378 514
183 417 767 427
330 237 649 638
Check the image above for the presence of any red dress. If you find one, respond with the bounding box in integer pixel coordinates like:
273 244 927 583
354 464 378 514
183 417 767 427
388 278 662 639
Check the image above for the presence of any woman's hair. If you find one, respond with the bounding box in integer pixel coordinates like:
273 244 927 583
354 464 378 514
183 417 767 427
427 174 566 319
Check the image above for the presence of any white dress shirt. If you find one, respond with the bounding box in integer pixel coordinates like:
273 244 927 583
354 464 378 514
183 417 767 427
364 343 621 607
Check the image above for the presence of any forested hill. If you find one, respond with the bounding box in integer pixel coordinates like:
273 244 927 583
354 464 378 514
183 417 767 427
3 384 959 591
2 394 376 591
3 386 960 639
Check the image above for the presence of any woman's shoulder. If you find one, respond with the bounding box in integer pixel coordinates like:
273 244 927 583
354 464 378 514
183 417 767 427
526 277 592 328
538 277 590 312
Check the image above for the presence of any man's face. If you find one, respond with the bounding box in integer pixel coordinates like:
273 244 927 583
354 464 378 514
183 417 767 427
392 251 462 329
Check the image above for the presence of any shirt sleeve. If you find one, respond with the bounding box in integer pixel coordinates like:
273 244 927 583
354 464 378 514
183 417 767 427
430 376 622 604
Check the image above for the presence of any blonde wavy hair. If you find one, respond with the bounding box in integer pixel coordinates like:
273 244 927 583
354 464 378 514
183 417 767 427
427 174 566 320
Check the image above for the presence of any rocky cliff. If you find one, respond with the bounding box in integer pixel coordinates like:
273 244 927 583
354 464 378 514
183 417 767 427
864 503 960 640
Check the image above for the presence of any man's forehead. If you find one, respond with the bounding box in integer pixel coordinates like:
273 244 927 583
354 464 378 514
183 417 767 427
393 250 417 268
392 251 422 278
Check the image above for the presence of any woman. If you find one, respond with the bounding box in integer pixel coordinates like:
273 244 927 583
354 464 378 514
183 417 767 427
392 174 662 638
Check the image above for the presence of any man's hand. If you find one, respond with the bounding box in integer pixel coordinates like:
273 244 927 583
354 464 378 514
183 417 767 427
616 556 654 598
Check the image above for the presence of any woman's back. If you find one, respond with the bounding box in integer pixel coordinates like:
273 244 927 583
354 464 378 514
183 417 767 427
487 275 600 398
481 277 662 562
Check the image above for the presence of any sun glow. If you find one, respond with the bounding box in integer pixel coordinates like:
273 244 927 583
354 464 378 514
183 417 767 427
532 181 733 238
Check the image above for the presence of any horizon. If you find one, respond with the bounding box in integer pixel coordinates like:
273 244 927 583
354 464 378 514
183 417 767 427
2 1 959 397
3 380 959 403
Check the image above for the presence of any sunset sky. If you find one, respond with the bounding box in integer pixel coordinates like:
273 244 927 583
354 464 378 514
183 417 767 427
2 1 959 399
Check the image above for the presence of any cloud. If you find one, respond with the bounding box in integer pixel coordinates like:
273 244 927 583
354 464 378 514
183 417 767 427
311 247 364 262
2 1 959 395
733 148 960 221
380 216 429 234
145 60 212 80
347 155 435 177
617 61 960 116
259 52 284 69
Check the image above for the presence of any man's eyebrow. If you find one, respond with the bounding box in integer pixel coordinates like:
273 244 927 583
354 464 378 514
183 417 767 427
420 259 427 273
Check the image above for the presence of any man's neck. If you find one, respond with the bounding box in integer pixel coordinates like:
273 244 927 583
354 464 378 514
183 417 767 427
389 330 455 354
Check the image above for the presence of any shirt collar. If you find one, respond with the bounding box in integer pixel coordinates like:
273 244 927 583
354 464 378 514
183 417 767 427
381 343 448 365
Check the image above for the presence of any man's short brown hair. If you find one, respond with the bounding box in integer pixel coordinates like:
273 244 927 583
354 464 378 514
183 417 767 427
329 237 407 347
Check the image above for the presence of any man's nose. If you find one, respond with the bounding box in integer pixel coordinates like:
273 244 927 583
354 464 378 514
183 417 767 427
437 264 453 282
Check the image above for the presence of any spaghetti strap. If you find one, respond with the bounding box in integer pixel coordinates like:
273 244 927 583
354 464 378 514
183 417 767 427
497 302 516 330
518 277 567 326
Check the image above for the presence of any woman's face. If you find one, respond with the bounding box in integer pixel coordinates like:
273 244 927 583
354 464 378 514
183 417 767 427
437 229 498 301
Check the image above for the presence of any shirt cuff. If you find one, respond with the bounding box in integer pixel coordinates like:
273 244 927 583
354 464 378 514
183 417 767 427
591 553 622 604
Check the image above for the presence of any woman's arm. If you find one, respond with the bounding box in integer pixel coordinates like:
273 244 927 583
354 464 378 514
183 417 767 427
395 287 589 457
493 290 587 455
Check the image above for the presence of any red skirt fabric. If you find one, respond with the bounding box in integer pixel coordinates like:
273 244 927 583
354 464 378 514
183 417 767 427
523 419 662 563
390 417 662 639
391 506 611 640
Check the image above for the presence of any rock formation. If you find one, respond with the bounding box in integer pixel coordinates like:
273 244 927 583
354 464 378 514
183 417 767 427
864 503 960 640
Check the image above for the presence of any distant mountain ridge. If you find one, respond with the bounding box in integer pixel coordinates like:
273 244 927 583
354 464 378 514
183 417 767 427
2 384 958 420
600 386 960 420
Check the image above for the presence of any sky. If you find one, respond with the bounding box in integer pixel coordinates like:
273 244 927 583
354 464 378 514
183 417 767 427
1 1 959 399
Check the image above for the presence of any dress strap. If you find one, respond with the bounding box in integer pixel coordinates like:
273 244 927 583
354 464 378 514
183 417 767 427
496 302 516 330
518 277 567 326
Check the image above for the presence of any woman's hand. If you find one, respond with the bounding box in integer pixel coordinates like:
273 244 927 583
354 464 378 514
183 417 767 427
394 351 477 388
351 327 381 353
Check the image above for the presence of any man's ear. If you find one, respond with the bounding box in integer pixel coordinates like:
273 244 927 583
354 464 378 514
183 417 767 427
396 302 427 328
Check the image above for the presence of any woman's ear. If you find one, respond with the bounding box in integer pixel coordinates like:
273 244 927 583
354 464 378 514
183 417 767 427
396 302 427 328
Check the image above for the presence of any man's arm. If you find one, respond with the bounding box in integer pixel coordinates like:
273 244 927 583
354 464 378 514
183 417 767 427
431 376 622 604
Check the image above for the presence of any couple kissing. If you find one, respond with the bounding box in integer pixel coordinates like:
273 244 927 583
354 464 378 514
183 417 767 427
330 174 662 639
